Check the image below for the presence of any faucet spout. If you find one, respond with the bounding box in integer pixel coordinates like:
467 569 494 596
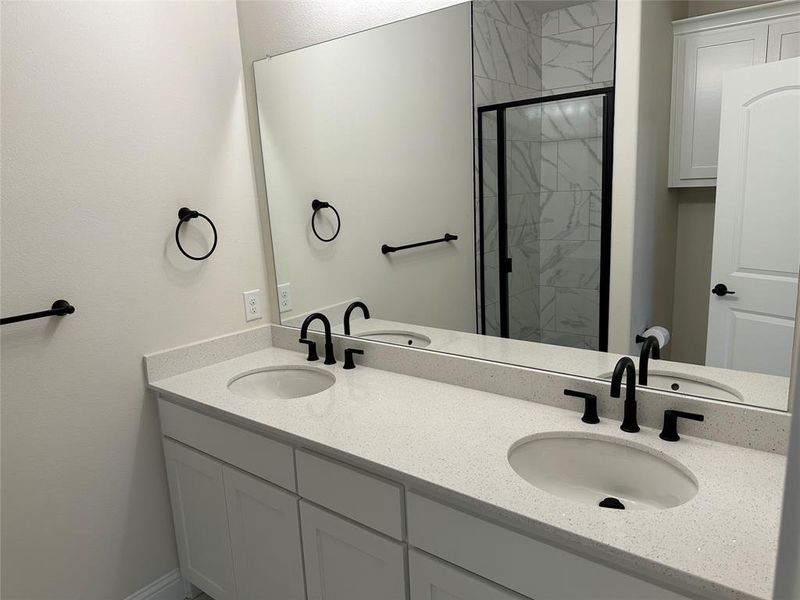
343 301 370 335
638 336 661 386
610 356 639 433
300 313 336 365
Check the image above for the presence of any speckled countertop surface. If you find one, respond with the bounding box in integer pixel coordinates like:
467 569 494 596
148 345 786 600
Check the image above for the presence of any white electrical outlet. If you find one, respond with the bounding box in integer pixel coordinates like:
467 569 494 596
277 283 293 313
243 289 263 322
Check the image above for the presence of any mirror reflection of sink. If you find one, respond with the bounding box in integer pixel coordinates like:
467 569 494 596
598 370 742 402
228 366 335 400
508 433 698 511
356 330 431 348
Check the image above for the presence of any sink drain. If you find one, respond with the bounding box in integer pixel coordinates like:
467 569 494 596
599 497 625 510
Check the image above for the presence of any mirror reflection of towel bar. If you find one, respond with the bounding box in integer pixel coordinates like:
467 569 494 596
381 233 457 255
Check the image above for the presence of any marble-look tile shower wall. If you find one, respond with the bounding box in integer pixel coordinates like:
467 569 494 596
474 0 614 348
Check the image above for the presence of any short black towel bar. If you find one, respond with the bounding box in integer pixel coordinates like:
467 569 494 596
381 233 457 255
1 299 75 325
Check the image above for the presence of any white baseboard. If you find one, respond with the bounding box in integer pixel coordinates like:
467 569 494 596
124 569 188 600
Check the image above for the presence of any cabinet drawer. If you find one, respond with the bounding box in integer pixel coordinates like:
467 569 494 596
407 493 690 600
296 449 404 539
158 398 295 491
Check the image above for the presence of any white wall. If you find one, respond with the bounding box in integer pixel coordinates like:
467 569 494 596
255 4 476 332
235 0 464 322
0 2 267 598
608 0 683 355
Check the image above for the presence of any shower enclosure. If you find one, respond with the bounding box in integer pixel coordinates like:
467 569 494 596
478 89 614 351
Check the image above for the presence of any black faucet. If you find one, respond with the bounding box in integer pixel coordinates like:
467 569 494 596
343 301 370 335
300 313 336 365
610 357 640 433
638 336 661 385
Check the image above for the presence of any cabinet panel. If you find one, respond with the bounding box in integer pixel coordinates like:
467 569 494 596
767 18 800 61
407 493 690 600
410 550 527 600
300 501 406 600
223 466 305 600
675 24 768 184
296 449 404 539
163 439 236 600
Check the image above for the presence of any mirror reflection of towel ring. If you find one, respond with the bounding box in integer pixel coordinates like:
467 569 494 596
311 199 341 242
175 207 218 261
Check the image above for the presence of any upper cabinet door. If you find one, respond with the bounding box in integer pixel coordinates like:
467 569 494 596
300 501 406 600
163 439 237 600
767 18 800 61
669 24 768 187
223 466 306 600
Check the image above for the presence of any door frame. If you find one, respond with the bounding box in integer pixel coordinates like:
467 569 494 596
477 87 615 350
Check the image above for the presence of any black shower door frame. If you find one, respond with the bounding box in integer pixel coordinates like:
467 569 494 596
477 87 615 351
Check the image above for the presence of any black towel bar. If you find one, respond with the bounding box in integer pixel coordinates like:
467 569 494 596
1 299 75 325
382 233 457 255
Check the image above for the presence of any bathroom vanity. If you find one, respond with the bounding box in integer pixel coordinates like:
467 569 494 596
146 326 787 600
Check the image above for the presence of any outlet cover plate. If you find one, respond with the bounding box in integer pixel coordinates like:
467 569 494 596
278 283 292 313
243 289 263 322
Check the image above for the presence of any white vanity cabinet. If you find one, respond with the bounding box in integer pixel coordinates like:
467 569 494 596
299 501 407 600
668 2 800 187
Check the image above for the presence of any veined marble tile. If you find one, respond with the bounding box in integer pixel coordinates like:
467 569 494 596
481 138 498 196
559 0 615 33
555 287 599 336
482 249 500 305
475 76 511 107
542 29 593 90
542 329 596 350
593 23 615 83
481 195 499 252
509 287 540 340
539 240 600 288
539 141 558 192
502 0 539 33
527 33 542 90
509 240 540 295
507 140 538 194
506 104 541 142
542 10 559 35
507 193 539 231
540 285 556 331
588 190 602 241
490 19 528 86
540 83 607 96
473 13 496 80
481 110 498 141
538 190 590 240
483 300 501 336
557 137 602 191
542 96 603 141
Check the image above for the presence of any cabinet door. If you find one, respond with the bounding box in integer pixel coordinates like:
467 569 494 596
300 501 406 600
409 550 527 600
767 18 800 61
670 24 768 186
163 439 236 600
223 466 305 600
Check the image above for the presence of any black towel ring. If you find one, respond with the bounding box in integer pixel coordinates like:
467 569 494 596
311 199 341 242
175 207 218 261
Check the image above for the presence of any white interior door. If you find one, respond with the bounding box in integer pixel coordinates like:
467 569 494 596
706 57 800 376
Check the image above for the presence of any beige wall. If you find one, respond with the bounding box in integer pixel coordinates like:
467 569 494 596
235 0 463 322
0 2 268 597
609 0 686 355
687 0 777 17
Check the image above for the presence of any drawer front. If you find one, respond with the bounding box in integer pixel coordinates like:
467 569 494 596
407 493 691 600
296 449 404 539
410 550 529 600
159 398 295 491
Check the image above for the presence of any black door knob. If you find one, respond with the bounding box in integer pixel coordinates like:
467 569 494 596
711 283 735 296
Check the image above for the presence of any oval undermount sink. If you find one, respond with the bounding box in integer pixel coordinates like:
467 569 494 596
508 433 697 511
228 366 335 400
357 330 431 348
599 370 742 403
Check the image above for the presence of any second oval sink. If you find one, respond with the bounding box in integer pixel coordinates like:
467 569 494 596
228 366 335 400
508 433 697 510
357 330 431 348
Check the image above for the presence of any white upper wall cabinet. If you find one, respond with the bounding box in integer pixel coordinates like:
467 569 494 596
668 0 800 187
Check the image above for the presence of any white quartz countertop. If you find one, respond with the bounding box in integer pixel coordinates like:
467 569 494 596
148 345 786 600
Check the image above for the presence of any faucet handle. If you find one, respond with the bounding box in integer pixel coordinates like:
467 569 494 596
564 389 599 424
659 410 704 442
299 338 319 362
343 348 364 370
